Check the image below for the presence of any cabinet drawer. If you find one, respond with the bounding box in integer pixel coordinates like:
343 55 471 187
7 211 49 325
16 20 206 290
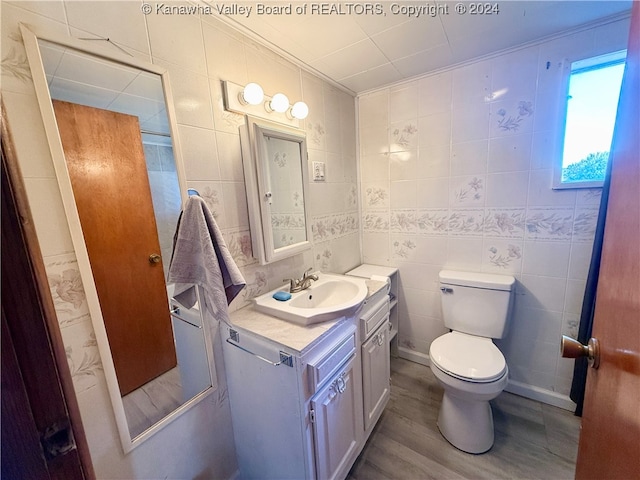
361 296 390 340
308 332 356 391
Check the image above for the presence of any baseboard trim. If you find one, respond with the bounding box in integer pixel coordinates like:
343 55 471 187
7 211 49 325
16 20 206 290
397 347 430 366
395 350 577 412
505 380 577 411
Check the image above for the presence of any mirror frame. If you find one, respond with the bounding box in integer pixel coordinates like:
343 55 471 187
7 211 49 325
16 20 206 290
240 116 312 264
20 23 217 453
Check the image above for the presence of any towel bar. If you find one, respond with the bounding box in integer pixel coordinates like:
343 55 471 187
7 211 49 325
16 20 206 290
226 329 293 367
169 306 201 329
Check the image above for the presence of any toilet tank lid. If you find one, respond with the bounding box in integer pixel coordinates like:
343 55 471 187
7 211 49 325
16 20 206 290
439 270 515 291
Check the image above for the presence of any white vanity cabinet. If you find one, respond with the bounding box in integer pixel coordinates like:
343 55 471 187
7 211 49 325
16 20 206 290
310 354 360 480
222 311 365 480
362 319 390 431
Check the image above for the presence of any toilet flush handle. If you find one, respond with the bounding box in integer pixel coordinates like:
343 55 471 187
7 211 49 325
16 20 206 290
440 287 454 294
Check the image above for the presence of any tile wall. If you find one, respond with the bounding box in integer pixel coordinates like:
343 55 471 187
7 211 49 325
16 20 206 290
1 1 358 477
358 16 630 408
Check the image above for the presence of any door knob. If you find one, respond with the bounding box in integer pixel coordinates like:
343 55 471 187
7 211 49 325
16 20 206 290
561 335 600 369
148 253 162 264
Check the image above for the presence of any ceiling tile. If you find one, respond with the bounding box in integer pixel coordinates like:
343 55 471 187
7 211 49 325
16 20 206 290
392 44 454 78
315 38 390 79
371 16 448 60
339 63 403 93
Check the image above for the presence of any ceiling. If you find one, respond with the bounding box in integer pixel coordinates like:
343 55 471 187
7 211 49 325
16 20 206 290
218 0 632 94
38 40 171 138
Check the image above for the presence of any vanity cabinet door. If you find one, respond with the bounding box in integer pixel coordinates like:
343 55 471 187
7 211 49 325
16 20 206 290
362 321 390 431
311 356 358 480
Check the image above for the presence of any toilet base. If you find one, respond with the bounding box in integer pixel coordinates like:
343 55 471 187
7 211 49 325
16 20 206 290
437 392 494 454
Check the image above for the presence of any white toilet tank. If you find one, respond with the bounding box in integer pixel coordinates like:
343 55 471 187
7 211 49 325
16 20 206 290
439 270 515 339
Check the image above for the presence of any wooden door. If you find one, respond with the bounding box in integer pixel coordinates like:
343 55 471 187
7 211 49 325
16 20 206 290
2 103 94 479
53 100 176 396
574 3 640 478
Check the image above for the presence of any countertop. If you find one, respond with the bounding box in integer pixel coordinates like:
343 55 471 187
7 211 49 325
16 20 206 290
228 278 388 354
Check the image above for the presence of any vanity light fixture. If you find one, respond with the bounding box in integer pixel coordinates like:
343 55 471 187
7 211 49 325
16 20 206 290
239 82 264 106
289 101 309 120
222 80 308 127
266 92 290 113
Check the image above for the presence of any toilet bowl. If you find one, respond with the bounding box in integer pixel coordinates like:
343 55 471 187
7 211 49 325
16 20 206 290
430 270 515 454
430 331 508 454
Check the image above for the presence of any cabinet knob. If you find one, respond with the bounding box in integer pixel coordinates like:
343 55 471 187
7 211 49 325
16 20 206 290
149 253 162 264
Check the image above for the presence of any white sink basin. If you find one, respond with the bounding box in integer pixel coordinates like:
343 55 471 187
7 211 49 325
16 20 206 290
253 273 367 326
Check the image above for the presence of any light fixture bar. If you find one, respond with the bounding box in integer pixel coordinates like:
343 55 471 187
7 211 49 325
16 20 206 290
222 80 302 127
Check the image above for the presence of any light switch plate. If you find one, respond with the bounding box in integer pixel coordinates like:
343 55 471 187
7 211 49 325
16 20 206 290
312 161 326 181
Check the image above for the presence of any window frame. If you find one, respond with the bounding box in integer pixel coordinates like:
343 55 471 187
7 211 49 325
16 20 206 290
552 49 627 190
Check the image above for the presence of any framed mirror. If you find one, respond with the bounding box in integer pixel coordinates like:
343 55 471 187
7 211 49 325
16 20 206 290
240 116 312 264
20 24 216 453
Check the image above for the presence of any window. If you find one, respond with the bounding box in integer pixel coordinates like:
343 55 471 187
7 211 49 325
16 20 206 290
553 50 626 189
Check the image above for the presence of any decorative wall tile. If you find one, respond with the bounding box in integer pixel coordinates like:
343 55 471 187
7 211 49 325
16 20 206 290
572 206 599 242
311 213 358 242
415 208 449 236
484 240 523 271
390 209 417 233
224 228 256 267
576 188 603 206
491 100 535 136
362 210 390 232
306 120 326 148
238 269 268 305
45 253 90 328
389 121 418 151
60 321 103 394
484 208 526 238
363 184 389 208
450 175 485 205
392 238 418 259
448 208 484 236
525 207 574 242
315 245 333 271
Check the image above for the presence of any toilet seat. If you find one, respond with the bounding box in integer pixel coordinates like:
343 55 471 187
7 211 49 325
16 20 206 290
430 331 506 383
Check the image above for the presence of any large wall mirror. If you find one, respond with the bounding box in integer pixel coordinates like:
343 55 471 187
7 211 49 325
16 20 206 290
240 116 312 264
20 24 216 452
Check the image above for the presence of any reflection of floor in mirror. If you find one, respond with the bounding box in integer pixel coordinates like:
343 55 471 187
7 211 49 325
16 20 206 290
122 367 183 438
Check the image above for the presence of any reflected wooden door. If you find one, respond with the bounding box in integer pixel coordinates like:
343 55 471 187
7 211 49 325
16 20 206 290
574 3 640 478
53 100 176 396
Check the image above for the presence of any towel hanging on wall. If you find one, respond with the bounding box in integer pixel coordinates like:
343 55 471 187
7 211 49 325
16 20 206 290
167 195 246 322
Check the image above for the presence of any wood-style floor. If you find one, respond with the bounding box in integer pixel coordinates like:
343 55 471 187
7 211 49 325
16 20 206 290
348 357 581 480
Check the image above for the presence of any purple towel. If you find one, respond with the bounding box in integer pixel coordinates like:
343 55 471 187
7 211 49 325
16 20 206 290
168 195 245 322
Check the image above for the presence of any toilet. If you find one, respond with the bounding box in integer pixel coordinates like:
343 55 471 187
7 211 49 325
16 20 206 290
429 270 515 454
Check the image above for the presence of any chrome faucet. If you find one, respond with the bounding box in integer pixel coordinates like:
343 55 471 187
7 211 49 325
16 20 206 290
284 268 318 293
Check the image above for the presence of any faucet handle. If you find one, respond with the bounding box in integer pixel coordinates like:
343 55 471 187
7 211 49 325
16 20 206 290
302 267 314 279
283 278 298 291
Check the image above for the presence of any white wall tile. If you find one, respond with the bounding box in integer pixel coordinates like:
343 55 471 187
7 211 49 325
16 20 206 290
522 241 571 278
451 140 488 176
418 70 452 115
147 11 207 74
485 171 530 207
389 83 418 123
488 133 532 173
177 125 220 181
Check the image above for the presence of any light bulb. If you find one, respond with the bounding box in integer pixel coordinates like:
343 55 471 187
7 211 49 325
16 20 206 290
290 101 309 119
240 82 264 105
269 93 289 113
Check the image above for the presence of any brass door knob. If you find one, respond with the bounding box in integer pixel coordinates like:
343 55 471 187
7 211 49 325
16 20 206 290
149 253 162 264
561 335 600 369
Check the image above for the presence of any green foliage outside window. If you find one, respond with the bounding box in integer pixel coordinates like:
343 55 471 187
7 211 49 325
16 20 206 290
562 151 609 183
